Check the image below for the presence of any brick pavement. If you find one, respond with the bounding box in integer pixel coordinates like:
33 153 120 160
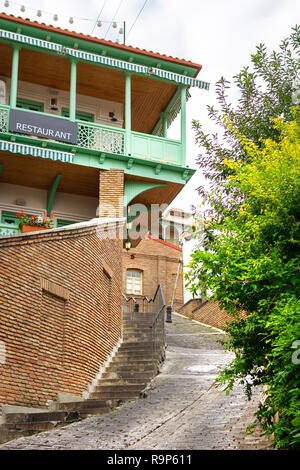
0 313 272 450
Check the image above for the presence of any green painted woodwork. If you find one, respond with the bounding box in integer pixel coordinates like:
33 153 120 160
1 211 18 226
131 131 181 165
0 105 195 184
61 108 94 122
124 181 166 205
180 86 187 165
56 219 76 228
125 73 131 156
16 98 44 112
162 112 168 138
0 163 3 175
0 211 20 236
151 88 181 135
47 174 62 217
69 60 77 122
9 45 19 108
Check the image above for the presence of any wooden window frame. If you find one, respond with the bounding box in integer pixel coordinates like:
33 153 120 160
126 269 143 296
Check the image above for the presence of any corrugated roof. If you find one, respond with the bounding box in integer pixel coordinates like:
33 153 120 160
0 12 202 76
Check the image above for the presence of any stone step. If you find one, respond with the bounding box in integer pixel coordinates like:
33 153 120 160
55 399 116 412
111 357 156 365
120 341 156 349
89 390 141 400
116 351 156 358
96 378 148 386
1 408 67 425
93 385 144 396
102 371 153 380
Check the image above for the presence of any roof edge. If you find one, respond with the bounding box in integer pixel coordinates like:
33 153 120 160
0 13 202 76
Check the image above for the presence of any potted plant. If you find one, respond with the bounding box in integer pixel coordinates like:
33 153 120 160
17 210 54 233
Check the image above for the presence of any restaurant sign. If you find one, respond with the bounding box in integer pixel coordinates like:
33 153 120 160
9 109 77 144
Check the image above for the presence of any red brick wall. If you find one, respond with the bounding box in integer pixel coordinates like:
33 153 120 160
179 299 247 329
0 220 123 408
122 236 184 311
99 169 124 218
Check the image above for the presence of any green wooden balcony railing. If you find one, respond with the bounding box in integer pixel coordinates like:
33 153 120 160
0 224 20 237
0 105 183 166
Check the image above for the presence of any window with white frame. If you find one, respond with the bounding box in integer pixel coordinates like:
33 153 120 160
126 269 143 295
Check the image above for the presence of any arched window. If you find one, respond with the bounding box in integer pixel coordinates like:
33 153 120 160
126 269 143 295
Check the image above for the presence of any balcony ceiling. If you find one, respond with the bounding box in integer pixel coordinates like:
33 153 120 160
0 43 178 134
0 152 183 206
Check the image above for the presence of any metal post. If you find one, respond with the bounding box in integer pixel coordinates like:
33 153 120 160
10 45 20 108
69 60 77 121
170 259 182 309
166 305 172 323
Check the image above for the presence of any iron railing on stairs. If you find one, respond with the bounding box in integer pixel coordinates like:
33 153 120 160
122 284 166 365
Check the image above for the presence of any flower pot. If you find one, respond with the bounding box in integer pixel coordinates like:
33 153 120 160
21 224 49 234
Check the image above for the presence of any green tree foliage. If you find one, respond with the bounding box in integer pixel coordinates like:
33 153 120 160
187 27 300 449
192 26 300 216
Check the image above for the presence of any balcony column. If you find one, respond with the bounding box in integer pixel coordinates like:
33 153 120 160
9 45 20 108
124 72 132 156
180 85 187 165
69 60 77 121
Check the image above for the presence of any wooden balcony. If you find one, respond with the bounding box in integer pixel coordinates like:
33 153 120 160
0 104 183 166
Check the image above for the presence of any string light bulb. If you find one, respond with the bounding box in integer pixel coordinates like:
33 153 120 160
53 14 58 21
69 17 74 24
112 22 117 28
20 5 25 12
4 1 9 7
37 10 42 17
119 27 123 35
97 20 102 27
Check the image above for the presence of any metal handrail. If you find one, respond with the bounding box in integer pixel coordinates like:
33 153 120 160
150 284 165 328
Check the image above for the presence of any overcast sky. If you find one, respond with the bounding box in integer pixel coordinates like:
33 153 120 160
2 0 300 211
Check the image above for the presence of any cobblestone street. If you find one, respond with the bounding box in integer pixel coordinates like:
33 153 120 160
0 313 271 450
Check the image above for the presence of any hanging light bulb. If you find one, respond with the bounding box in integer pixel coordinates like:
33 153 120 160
119 27 123 35
53 14 58 21
97 20 102 27
20 5 25 12
112 22 117 28
37 10 42 17
69 17 74 24
4 1 9 7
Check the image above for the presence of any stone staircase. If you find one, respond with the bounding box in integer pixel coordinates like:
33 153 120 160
0 288 166 445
